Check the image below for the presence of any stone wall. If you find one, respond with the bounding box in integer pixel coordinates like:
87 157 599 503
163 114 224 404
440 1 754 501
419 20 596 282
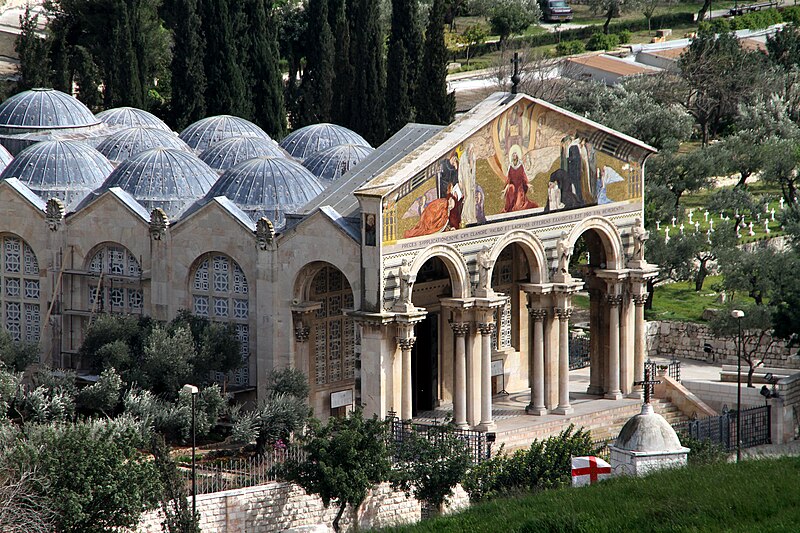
646 320 800 369
136 481 470 533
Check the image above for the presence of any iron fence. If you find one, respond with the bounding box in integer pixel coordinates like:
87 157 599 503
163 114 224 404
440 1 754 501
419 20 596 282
179 444 306 495
386 413 491 464
643 359 681 394
673 404 771 451
569 336 591 370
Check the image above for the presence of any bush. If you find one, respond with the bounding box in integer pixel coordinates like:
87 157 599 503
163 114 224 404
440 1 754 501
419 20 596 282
463 425 595 503
783 6 800 24
586 32 620 51
729 8 782 31
681 435 729 465
618 30 632 44
555 39 586 56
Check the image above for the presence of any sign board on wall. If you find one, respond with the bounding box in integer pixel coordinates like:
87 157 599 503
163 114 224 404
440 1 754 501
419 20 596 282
331 389 353 409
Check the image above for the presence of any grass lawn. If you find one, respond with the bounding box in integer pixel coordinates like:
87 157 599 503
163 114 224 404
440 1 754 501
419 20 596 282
383 456 800 532
647 275 724 322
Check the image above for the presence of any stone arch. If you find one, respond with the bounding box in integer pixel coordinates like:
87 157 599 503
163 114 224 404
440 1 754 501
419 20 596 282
487 230 549 284
293 260 358 303
566 216 624 270
409 244 469 299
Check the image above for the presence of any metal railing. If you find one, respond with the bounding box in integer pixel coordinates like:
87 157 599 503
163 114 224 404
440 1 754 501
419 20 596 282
386 413 491 464
569 336 591 370
643 358 681 395
673 404 771 451
179 445 306 495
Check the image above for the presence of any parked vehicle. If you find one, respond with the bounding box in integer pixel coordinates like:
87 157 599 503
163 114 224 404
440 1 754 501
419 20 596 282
540 0 573 22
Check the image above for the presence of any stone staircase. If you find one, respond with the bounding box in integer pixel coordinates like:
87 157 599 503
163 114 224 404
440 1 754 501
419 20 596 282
496 399 690 452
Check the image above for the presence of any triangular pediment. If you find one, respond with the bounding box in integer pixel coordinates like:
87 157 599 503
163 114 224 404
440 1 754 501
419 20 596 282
357 92 656 246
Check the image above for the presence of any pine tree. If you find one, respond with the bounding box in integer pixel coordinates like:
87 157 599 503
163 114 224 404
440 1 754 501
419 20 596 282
242 0 286 138
298 0 334 126
330 0 353 126
415 0 454 126
348 0 387 145
386 0 421 133
164 0 207 130
199 0 249 117
16 6 51 89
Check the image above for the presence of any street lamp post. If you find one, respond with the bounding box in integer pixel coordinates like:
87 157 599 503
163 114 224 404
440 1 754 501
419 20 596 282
181 384 199 520
731 309 744 463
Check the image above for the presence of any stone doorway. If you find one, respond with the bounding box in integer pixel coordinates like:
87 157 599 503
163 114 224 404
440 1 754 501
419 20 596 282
412 312 439 416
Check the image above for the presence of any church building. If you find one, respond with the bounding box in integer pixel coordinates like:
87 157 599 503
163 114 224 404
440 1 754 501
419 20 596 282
0 88 657 428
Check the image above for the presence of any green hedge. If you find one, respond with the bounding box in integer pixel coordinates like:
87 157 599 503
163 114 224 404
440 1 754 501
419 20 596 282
451 12 695 60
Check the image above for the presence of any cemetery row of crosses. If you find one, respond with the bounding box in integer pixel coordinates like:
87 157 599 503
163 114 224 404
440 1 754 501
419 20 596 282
5 1 800 531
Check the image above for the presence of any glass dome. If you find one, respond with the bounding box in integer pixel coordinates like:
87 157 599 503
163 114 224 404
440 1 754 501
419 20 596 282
302 143 374 183
200 135 286 172
179 115 271 153
97 127 190 163
0 140 113 208
95 107 171 132
0 144 12 173
279 123 370 161
0 88 99 131
205 156 324 227
101 147 218 218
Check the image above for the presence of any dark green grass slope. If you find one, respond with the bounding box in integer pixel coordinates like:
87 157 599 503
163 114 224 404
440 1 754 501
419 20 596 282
384 457 800 532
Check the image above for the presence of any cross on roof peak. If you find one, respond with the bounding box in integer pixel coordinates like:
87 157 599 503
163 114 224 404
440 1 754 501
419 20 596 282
511 52 521 95
633 367 661 405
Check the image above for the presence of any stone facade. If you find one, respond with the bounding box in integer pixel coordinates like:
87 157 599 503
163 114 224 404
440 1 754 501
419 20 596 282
647 320 800 369
135 482 470 533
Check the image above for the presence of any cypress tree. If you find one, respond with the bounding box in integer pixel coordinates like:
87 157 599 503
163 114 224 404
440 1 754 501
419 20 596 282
109 2 143 108
165 0 207 130
348 0 387 145
199 0 249 117
298 0 334 126
242 0 286 138
16 5 51 89
330 0 353 126
415 0 454 126
386 0 421 133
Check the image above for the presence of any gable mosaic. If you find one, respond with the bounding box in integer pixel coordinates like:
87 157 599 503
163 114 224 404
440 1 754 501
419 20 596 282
381 100 645 245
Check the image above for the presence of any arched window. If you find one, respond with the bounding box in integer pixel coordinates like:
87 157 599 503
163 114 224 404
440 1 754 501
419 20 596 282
190 253 250 386
491 247 513 350
87 244 143 313
0 235 40 342
309 265 355 386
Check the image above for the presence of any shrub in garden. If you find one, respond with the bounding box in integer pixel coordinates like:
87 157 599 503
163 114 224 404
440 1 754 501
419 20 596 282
681 435 728 466
618 30 632 44
463 424 594 502
555 40 586 56
586 32 620 51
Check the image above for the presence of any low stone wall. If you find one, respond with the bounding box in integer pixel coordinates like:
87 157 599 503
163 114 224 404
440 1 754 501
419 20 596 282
647 320 800 369
136 481 470 533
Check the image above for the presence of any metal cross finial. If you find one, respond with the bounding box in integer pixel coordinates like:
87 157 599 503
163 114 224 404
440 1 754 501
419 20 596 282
511 52 520 95
634 367 661 405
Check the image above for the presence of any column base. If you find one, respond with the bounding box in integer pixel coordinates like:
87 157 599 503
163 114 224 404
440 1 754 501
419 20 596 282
476 421 496 432
526 404 548 416
627 390 643 400
455 421 469 430
586 385 604 395
553 405 573 415
604 391 623 400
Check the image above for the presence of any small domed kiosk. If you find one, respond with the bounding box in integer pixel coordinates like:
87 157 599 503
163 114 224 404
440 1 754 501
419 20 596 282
609 372 689 477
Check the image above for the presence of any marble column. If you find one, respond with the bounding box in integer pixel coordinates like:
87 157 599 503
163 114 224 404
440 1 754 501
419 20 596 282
293 321 311 376
605 295 623 400
620 294 632 395
477 321 496 431
632 293 648 398
451 322 469 428
554 307 573 415
397 336 416 420
527 309 547 415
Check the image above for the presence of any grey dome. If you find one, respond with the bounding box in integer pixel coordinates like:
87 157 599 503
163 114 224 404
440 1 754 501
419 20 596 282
0 140 112 208
101 147 218 217
302 143 374 183
279 123 370 161
205 156 324 227
614 404 685 453
97 127 190 163
95 107 171 132
0 144 12 172
200 135 286 172
179 115 271 153
0 88 99 131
